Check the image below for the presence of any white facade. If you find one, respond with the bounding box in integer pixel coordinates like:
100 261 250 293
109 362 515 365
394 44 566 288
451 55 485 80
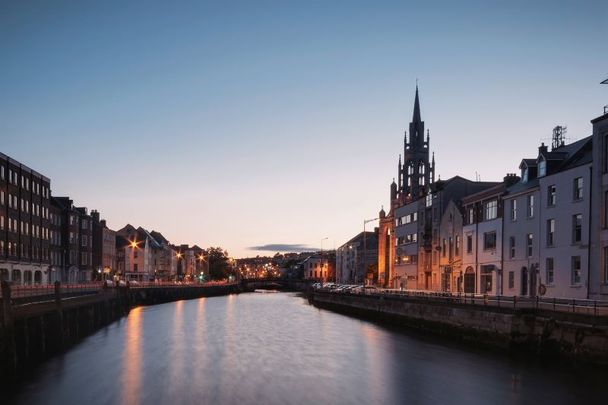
502 186 541 297
538 163 591 299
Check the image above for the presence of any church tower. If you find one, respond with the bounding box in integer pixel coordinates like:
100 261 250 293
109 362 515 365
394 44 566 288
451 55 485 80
396 86 434 203
379 85 435 288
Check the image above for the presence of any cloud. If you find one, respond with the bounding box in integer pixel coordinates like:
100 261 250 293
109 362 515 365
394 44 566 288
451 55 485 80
248 243 317 253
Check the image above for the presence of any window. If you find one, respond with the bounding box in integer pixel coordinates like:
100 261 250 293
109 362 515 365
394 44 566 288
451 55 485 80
0 191 3 205
510 200 517 221
508 271 515 289
442 239 446 257
468 207 474 224
548 185 556 206
82 235 87 247
604 247 608 284
522 167 529 183
605 191 608 228
526 234 533 257
426 193 432 207
455 235 460 256
545 257 555 285
573 177 583 200
572 214 582 243
509 236 515 258
134 263 138 272
480 265 493 294
82 220 88 230
484 200 498 221
449 237 453 260
546 219 555 246
527 195 534 217
466 235 472 254
538 159 546 177
571 256 581 284
483 232 496 250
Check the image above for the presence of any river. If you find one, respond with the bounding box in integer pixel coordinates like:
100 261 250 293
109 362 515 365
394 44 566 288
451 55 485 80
9 292 607 404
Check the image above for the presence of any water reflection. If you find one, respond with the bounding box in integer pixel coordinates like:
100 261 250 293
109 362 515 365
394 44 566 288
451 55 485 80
10 293 608 405
120 307 142 405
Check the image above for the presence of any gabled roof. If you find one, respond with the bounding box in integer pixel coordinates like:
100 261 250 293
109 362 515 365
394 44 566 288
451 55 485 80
519 159 537 169
150 230 170 245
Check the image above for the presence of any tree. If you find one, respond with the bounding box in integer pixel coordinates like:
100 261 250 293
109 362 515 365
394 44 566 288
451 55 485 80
206 247 232 280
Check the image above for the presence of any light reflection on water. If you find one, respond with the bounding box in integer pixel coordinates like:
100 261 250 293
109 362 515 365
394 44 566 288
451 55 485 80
10 292 608 405
121 306 142 405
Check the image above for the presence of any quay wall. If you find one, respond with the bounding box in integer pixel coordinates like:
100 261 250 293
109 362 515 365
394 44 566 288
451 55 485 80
310 291 608 365
0 282 239 389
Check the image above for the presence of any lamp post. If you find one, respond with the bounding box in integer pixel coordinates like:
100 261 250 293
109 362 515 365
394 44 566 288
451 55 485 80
320 237 328 282
363 218 379 286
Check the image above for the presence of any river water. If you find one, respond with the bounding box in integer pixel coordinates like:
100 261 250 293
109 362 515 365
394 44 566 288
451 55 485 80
9 292 607 405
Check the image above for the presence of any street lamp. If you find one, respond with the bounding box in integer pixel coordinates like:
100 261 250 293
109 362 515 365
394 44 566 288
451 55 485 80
363 217 379 286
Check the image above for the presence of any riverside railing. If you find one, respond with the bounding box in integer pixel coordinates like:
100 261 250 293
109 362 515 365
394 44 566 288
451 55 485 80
316 286 608 317
0 280 235 305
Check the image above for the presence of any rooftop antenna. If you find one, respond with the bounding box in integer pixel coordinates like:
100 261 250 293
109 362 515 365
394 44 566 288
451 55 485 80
602 76 608 114
551 125 567 150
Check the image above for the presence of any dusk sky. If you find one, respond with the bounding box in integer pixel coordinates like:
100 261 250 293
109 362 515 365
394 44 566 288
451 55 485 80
1 1 607 258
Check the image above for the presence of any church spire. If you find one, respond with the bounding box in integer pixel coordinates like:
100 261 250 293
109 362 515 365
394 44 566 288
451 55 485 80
412 84 421 123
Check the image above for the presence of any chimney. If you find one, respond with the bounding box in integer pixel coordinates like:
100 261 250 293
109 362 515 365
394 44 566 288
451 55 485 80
503 173 519 187
538 142 548 156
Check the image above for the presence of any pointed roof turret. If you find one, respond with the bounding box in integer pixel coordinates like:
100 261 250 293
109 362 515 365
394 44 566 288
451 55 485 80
412 85 421 123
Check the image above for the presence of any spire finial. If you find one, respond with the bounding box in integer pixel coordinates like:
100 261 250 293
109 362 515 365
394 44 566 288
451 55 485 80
412 83 421 123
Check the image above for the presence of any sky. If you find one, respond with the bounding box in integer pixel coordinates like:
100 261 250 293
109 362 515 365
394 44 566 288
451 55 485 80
1 0 607 258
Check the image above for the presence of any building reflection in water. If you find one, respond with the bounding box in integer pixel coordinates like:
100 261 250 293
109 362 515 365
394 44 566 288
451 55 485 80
120 307 142 405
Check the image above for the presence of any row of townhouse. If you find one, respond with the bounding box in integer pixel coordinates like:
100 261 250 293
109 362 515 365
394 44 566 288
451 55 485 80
462 134 594 299
0 151 209 284
115 224 207 282
378 86 608 299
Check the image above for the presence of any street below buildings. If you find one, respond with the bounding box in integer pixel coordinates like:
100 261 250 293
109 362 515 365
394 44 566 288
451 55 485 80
8 292 608 405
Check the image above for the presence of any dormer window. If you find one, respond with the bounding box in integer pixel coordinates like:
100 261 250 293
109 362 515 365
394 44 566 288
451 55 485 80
538 158 546 177
522 167 529 183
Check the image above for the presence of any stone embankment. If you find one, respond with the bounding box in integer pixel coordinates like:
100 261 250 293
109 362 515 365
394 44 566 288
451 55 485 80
0 281 240 388
310 291 608 365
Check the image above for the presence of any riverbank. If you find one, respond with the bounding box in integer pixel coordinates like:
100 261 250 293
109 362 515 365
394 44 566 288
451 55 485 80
0 282 241 390
309 290 608 365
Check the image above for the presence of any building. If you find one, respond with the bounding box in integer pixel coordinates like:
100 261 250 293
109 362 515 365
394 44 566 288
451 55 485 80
115 224 157 281
590 107 608 299
336 230 378 285
462 176 519 295
0 153 52 284
91 210 116 280
150 230 178 280
503 131 593 298
302 252 335 282
51 197 93 282
379 86 435 288
419 177 499 292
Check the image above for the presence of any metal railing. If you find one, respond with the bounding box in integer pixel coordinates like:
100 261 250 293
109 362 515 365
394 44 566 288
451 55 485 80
0 280 237 305
315 286 608 317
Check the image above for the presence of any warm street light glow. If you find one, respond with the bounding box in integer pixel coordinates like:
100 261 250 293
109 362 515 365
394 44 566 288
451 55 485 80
176 252 182 259
130 240 139 248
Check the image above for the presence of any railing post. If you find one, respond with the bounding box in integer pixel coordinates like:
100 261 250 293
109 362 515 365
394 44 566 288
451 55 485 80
594 301 598 317
536 295 539 309
1 280 17 377
54 281 61 306
513 295 517 309
553 297 556 311
572 299 575 313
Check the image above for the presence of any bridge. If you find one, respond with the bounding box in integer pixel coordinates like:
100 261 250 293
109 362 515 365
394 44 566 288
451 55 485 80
240 278 314 292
